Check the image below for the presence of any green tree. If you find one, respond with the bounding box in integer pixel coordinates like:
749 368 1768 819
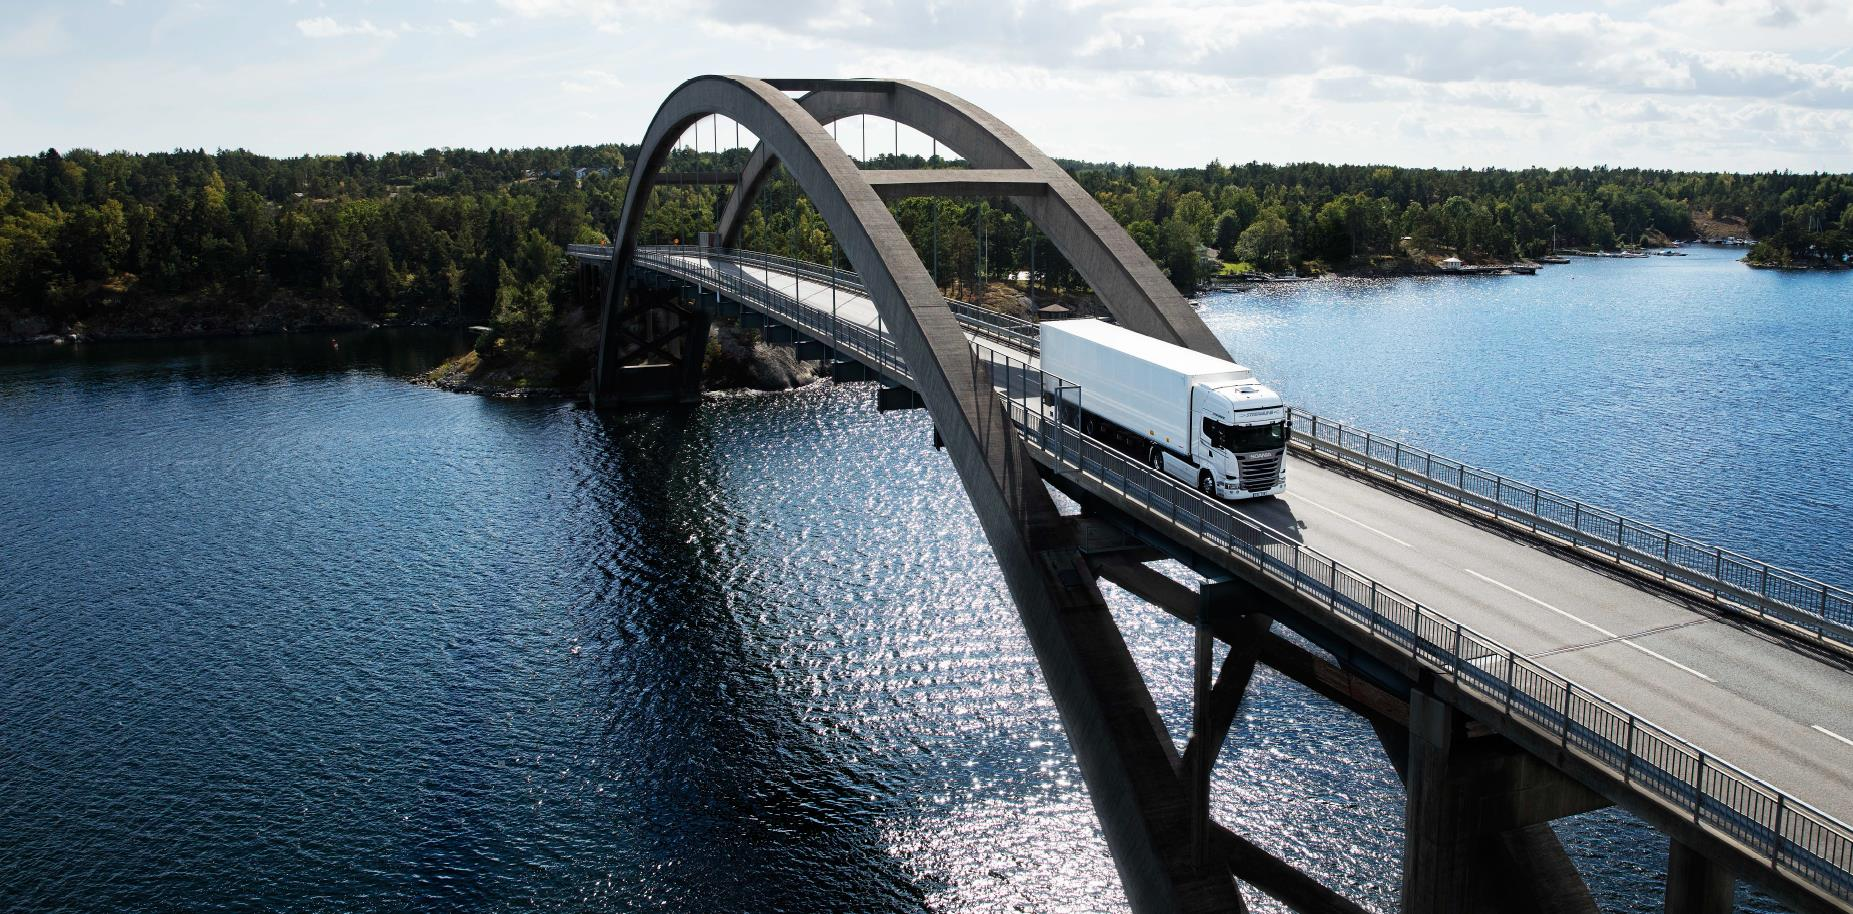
1126 219 1158 259
1212 210 1242 259
1173 191 1213 244
1232 210 1292 272
1157 216 1203 292
490 261 554 348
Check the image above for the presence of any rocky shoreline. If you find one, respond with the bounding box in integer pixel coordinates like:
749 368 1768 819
1744 260 1851 271
5 291 833 402
418 321 822 400
1 280 393 347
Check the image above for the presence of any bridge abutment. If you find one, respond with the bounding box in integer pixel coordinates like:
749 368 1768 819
1402 690 1607 914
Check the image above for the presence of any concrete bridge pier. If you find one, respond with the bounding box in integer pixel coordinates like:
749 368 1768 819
591 271 711 407
573 261 606 312
1665 839 1735 914
1401 690 1609 914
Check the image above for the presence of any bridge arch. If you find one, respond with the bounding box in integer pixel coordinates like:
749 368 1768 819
595 74 1243 913
711 79 1227 357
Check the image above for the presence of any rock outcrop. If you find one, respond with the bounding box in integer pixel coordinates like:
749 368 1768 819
701 324 818 391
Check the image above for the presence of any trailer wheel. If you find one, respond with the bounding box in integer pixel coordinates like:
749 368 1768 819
1149 447 1165 472
1198 471 1216 497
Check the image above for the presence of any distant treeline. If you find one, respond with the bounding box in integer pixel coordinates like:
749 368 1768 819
2 145 1849 342
1058 159 1853 278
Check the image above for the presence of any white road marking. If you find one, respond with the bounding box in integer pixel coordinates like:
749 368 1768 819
1294 495 1416 549
1463 568 1715 682
1814 725 1853 749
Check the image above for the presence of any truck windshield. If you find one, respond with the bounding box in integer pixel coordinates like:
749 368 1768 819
1203 419 1287 453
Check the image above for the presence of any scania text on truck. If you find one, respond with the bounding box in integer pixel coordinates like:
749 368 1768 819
1039 319 1287 499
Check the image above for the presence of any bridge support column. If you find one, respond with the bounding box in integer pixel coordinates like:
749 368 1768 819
574 261 607 311
591 278 712 408
1402 691 1607 914
875 385 926 412
1665 839 1734 914
793 338 829 361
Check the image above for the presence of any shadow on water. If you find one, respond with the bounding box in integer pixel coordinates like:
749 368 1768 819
567 403 928 913
0 327 471 394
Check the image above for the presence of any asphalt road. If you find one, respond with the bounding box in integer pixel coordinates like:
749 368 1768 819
642 249 1853 824
1245 459 1853 822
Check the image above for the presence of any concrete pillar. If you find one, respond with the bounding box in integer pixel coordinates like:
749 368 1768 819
1402 691 1606 914
575 262 606 311
673 310 711 402
875 385 926 412
591 286 710 407
1665 839 1734 914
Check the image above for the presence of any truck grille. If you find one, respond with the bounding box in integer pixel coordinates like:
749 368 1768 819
1237 453 1281 492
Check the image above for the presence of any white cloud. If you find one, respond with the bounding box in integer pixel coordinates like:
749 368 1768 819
498 0 634 21
11 0 1853 171
295 17 399 40
687 1 1853 109
496 0 619 12
561 68 623 93
0 11 71 60
491 0 667 33
681 0 1853 169
1311 72 1548 114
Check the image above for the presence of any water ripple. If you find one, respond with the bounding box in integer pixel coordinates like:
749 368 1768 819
3 254 1828 914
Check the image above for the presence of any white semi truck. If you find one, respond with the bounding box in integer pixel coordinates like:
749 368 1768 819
1040 319 1287 500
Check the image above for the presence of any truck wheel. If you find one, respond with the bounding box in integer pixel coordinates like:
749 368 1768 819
1149 447 1165 472
1198 471 1216 497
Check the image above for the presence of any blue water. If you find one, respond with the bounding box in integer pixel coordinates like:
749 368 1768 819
0 246 1844 913
1201 244 1853 587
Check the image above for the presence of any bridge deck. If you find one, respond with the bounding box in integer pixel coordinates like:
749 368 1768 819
1259 461 1853 823
616 247 1853 830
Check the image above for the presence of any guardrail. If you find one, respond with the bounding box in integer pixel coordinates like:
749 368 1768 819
978 348 1853 908
1287 411 1853 654
629 248 911 384
613 241 1853 906
572 244 1044 355
588 243 1853 657
645 246 1043 355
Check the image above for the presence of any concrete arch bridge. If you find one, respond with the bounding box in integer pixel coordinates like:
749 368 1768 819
569 75 1853 914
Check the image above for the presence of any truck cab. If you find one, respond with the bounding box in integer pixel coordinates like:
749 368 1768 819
1188 382 1287 499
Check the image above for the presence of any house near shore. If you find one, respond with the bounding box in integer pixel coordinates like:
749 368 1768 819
1439 256 1464 271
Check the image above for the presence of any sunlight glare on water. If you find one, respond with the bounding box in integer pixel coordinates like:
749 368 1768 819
3 244 1841 913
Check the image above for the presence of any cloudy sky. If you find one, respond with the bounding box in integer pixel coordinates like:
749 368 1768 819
2 0 1850 171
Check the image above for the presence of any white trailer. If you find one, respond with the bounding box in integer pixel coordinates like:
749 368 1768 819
1040 319 1286 499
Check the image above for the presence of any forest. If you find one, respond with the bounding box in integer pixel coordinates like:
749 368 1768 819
3 143 1850 346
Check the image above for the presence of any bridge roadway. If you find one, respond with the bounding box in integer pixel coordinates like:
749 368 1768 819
626 247 1853 828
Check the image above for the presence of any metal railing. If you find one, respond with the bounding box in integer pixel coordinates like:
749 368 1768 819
1287 411 1853 653
572 243 1043 355
645 245 1043 354
621 242 1853 905
590 244 1853 656
629 248 912 384
978 348 1853 907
